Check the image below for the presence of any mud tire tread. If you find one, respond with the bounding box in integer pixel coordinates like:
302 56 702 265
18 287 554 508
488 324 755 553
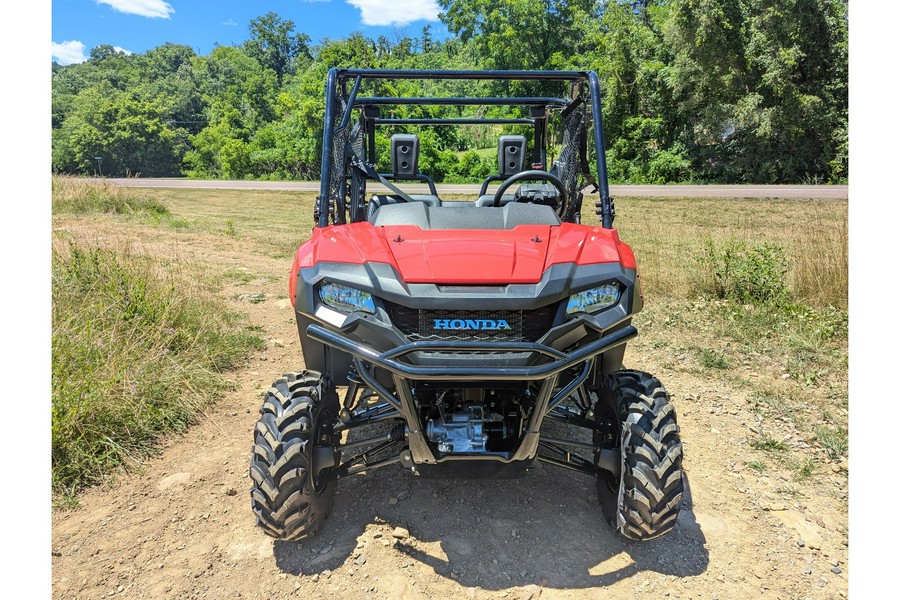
249 371 337 541
597 370 684 541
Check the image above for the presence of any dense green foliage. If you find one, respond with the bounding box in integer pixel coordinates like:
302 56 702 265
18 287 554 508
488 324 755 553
51 1 848 183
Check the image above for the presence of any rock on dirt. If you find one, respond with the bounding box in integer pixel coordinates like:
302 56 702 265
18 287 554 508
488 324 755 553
157 472 192 491
519 584 543 600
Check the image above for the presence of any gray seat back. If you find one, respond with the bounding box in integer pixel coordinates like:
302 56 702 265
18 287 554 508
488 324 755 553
372 202 560 230
367 194 442 222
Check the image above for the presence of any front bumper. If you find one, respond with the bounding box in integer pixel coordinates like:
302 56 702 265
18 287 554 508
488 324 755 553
306 322 636 382
306 322 636 466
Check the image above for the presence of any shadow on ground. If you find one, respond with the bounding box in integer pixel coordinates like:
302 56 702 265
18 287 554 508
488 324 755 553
273 462 708 591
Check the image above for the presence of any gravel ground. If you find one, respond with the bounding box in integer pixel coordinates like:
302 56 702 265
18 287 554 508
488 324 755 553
51 217 848 600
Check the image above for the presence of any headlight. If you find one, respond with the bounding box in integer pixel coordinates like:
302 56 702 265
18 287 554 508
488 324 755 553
566 282 621 315
317 282 375 314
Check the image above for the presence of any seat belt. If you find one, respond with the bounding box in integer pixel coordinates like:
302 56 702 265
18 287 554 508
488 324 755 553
348 144 418 204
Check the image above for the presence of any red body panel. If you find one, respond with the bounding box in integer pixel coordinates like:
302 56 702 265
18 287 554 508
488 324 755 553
383 225 553 284
289 222 637 304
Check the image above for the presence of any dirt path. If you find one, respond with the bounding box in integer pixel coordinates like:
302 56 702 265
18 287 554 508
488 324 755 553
51 218 848 600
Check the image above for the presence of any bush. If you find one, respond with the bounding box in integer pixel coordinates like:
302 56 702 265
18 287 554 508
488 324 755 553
646 144 692 184
51 241 263 497
419 147 460 182
698 240 791 306
445 151 492 183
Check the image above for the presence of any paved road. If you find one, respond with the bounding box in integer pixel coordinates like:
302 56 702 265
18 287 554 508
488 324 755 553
109 178 848 200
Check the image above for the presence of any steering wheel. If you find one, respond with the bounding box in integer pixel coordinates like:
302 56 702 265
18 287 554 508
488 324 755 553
492 169 568 218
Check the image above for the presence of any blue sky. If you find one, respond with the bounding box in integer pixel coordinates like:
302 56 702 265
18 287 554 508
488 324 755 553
51 0 450 65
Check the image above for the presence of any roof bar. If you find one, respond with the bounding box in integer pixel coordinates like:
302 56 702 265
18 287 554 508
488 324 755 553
338 75 362 132
374 118 535 126
335 69 588 82
356 97 570 107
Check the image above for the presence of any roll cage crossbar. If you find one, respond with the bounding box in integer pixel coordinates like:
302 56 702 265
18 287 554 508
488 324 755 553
316 68 615 230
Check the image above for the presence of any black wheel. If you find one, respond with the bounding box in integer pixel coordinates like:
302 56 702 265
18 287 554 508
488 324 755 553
249 371 339 540
594 370 684 541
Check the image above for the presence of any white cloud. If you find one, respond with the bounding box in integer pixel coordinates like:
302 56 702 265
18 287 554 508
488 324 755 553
51 40 88 65
113 46 133 55
346 0 440 26
97 0 174 19
222 18 237 27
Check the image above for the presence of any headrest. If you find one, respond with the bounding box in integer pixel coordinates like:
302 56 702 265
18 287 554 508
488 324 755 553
498 135 527 177
391 134 419 179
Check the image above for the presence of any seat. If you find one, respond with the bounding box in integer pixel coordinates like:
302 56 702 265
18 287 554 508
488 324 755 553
367 194 442 222
474 193 518 208
371 202 561 230
366 133 443 222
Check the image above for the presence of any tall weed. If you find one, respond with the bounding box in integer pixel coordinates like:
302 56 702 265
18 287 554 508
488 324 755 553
52 176 169 217
792 217 848 309
51 240 263 497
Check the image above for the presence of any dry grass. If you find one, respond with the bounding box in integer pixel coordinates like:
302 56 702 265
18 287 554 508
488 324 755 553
581 197 848 309
145 188 317 257
139 190 848 310
52 234 265 499
52 175 170 217
51 180 267 500
791 215 849 308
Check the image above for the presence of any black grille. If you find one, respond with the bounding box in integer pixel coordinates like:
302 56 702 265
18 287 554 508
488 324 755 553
384 303 559 343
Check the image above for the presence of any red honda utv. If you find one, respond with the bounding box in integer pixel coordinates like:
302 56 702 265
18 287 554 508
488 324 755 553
249 69 684 543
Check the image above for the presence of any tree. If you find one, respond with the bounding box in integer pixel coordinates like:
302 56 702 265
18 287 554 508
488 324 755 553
53 83 185 177
438 0 594 71
89 44 126 62
82 44 143 91
184 119 252 179
193 46 278 130
139 44 206 135
245 12 312 85
144 43 197 79
49 1 848 184
506 1 683 183
420 25 434 53
664 0 848 182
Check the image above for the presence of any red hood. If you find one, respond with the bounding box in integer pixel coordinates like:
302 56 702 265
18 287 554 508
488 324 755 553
295 222 636 285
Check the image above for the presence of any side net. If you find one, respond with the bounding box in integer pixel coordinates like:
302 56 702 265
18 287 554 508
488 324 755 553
556 105 588 222
348 119 367 222
327 93 350 224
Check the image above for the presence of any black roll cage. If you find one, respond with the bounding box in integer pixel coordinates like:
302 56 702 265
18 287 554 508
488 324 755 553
315 68 615 230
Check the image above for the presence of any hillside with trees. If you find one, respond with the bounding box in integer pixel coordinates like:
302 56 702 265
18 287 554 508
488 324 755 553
51 0 848 184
